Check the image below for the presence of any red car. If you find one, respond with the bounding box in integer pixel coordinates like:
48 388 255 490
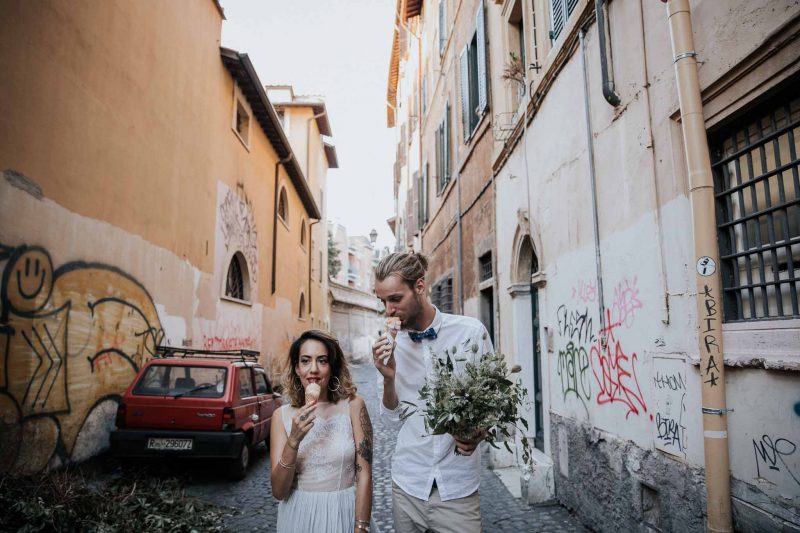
111 347 281 479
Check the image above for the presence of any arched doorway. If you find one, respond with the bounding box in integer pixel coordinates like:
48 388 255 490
516 235 544 452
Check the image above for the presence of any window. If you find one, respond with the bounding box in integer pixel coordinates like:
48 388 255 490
439 0 447 57
436 103 451 192
225 252 250 301
238 368 255 398
431 275 454 313
711 84 800 321
233 96 251 147
299 292 306 319
418 163 429 227
422 73 428 116
278 187 288 223
460 2 489 141
300 220 307 247
509 0 526 68
549 0 579 42
255 369 272 394
479 252 493 282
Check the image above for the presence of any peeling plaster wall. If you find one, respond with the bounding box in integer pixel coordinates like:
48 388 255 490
493 0 800 529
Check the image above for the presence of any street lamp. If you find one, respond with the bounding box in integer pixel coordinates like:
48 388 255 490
369 228 378 246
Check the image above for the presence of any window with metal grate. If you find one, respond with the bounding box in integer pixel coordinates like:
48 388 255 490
479 252 492 282
226 254 245 301
710 83 800 322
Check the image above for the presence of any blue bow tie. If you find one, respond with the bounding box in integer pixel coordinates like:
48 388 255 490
408 327 437 342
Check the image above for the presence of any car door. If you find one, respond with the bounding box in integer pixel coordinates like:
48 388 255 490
237 366 259 442
253 369 272 441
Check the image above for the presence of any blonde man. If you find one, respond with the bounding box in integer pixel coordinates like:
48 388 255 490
372 252 492 533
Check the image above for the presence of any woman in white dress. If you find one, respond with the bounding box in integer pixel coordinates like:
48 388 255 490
270 330 374 533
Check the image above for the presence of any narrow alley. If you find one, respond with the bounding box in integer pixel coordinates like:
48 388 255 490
186 363 588 532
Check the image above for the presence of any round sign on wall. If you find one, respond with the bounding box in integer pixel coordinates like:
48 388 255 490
696 256 716 276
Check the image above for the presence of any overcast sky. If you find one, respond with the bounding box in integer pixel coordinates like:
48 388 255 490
220 0 397 249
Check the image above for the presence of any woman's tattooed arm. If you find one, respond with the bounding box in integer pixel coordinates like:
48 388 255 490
357 404 373 465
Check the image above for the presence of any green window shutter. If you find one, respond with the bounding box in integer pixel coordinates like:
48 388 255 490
550 0 565 41
459 47 470 142
476 1 488 115
439 0 446 56
442 102 452 185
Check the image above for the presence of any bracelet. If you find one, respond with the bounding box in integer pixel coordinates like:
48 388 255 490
286 440 298 450
355 519 369 526
355 524 369 531
278 458 296 469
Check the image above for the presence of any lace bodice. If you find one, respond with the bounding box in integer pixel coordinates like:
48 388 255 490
281 400 355 492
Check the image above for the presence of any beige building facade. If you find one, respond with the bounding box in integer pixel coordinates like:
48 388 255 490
0 0 333 474
489 0 800 531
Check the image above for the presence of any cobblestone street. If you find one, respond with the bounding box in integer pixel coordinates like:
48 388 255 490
186 363 588 532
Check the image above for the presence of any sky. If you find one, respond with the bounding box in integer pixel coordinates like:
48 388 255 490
220 0 397 250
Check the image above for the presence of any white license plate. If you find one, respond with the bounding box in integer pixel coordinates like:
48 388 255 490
147 437 193 451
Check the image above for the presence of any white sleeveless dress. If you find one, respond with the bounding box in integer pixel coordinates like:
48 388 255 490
276 400 376 533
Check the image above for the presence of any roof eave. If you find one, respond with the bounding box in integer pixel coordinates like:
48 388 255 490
220 47 321 219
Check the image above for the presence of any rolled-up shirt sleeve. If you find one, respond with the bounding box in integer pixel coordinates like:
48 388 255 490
377 374 405 430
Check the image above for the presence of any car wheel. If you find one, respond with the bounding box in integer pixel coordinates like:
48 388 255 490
227 441 251 481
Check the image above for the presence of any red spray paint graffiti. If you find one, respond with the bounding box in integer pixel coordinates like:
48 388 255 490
590 309 648 419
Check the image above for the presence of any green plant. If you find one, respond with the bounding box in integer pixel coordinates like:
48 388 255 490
401 336 533 468
327 230 342 278
502 52 525 87
0 465 227 532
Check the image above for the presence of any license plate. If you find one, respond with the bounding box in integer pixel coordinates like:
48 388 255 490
147 438 193 451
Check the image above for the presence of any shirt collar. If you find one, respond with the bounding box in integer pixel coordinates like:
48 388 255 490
406 306 442 336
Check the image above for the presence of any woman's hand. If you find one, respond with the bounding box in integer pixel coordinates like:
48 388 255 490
287 403 317 449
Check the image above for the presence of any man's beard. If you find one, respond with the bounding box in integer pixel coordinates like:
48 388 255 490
403 291 424 329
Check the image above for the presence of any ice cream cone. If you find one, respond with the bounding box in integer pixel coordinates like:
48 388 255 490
305 382 321 405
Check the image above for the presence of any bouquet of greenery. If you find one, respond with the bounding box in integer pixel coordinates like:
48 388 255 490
400 338 533 468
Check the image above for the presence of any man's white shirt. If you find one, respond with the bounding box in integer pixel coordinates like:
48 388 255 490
378 307 494 502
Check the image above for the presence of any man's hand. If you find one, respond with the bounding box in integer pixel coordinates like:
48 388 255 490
372 335 396 380
452 430 487 456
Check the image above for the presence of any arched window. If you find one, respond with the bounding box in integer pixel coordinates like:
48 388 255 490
299 292 306 318
278 187 288 223
516 235 539 283
300 219 307 247
225 252 250 301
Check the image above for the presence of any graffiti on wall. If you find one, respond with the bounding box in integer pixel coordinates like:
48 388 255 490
0 243 163 474
590 308 648 420
220 189 258 284
555 277 648 421
652 357 688 458
200 321 256 351
753 434 800 487
556 305 593 415
699 284 720 387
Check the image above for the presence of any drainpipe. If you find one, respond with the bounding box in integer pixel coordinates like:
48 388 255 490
308 218 320 315
580 29 607 332
665 1 732 531
595 0 620 107
272 153 294 294
305 109 326 316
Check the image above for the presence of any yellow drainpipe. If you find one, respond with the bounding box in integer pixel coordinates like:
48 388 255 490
665 1 732 531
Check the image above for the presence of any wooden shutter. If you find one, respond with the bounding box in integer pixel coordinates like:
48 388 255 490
550 0 565 41
411 171 419 236
439 0 446 55
443 102 450 184
459 47 470 142
435 125 443 191
476 1 488 115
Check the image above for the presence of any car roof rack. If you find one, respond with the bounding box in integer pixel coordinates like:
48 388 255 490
155 346 260 363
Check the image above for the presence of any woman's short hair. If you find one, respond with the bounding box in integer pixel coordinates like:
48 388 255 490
281 329 356 407
374 252 428 290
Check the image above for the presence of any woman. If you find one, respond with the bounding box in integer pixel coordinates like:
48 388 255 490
270 330 375 533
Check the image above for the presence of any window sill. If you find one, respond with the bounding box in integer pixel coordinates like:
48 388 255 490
221 294 253 307
687 318 800 371
232 127 251 152
278 216 290 231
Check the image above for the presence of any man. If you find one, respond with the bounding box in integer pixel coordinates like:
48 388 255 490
372 252 493 533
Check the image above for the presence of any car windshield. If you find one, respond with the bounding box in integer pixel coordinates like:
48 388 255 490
133 365 227 397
